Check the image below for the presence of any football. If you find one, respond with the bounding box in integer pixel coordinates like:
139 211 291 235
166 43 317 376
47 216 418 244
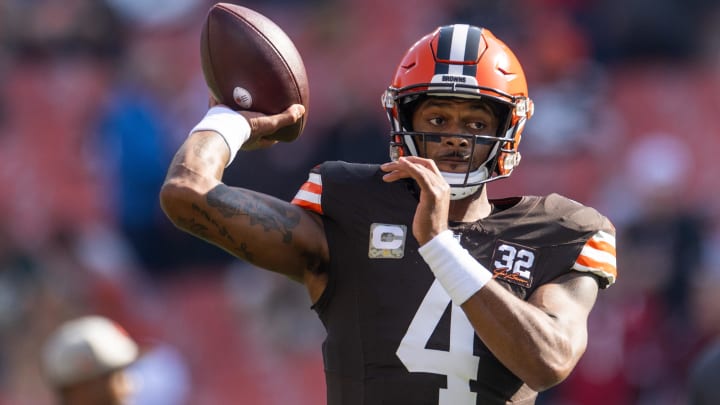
200 3 309 143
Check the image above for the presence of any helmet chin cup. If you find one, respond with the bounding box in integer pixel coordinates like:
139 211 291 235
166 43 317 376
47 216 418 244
449 184 481 200
441 168 488 200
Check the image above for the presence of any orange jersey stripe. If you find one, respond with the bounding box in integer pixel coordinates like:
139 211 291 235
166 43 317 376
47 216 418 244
291 197 322 215
575 254 617 278
292 172 323 214
585 238 616 257
300 181 322 194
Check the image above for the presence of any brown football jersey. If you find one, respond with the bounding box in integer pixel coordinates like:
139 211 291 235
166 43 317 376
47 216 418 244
292 161 617 405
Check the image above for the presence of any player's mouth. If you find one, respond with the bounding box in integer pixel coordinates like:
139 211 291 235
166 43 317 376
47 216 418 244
435 152 472 172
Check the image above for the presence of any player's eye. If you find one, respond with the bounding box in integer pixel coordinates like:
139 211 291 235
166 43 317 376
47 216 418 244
467 121 488 131
428 117 445 126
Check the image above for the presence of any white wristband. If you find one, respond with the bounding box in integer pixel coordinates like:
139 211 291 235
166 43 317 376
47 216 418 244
418 230 492 306
189 105 251 167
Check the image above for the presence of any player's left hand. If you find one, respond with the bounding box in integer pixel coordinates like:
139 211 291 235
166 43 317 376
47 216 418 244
381 157 450 245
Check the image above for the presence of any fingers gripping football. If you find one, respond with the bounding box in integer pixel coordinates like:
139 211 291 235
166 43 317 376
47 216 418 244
237 104 306 150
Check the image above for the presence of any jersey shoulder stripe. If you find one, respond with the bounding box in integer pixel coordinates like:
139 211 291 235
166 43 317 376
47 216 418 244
572 230 617 287
291 172 323 214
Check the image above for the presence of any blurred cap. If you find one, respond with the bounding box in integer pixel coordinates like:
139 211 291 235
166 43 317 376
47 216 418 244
42 315 139 387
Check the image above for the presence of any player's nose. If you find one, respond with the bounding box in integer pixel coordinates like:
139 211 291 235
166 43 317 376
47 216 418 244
443 134 470 148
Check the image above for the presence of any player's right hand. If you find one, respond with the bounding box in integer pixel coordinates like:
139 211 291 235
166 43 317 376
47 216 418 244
208 96 305 151
240 104 305 150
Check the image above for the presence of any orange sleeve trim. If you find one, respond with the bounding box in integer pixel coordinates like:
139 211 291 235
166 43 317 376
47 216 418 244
586 238 616 257
291 198 323 215
300 181 322 194
576 254 617 277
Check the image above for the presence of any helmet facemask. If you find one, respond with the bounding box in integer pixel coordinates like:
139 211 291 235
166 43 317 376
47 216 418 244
384 86 527 200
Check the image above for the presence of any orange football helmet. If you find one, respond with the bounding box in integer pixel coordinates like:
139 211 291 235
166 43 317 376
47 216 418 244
382 24 533 199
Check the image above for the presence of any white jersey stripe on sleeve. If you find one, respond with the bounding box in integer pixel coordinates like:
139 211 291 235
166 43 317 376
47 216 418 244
294 189 321 205
308 172 322 186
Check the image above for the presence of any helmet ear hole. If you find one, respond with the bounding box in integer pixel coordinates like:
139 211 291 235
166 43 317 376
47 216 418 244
397 95 427 131
493 103 513 137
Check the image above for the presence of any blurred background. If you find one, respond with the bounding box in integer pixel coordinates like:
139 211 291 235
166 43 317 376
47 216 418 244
1 0 719 403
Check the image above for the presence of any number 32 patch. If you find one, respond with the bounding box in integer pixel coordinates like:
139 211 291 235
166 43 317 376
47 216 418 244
491 240 537 288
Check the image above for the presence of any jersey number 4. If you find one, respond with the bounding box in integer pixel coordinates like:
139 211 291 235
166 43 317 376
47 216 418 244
396 280 479 404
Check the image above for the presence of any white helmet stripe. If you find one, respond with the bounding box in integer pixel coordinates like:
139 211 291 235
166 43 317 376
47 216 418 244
447 24 470 76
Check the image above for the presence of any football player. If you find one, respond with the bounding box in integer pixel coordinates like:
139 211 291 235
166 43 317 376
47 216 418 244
160 24 617 404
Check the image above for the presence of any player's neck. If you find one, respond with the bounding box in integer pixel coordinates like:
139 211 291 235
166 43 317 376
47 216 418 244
448 186 492 222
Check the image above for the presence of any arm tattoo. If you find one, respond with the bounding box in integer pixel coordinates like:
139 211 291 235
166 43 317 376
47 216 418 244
175 215 210 238
191 202 237 243
185 202 255 262
206 185 301 244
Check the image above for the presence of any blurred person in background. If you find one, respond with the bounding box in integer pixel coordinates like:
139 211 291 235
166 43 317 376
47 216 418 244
42 315 140 405
161 23 617 404
42 315 191 405
96 0 239 278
